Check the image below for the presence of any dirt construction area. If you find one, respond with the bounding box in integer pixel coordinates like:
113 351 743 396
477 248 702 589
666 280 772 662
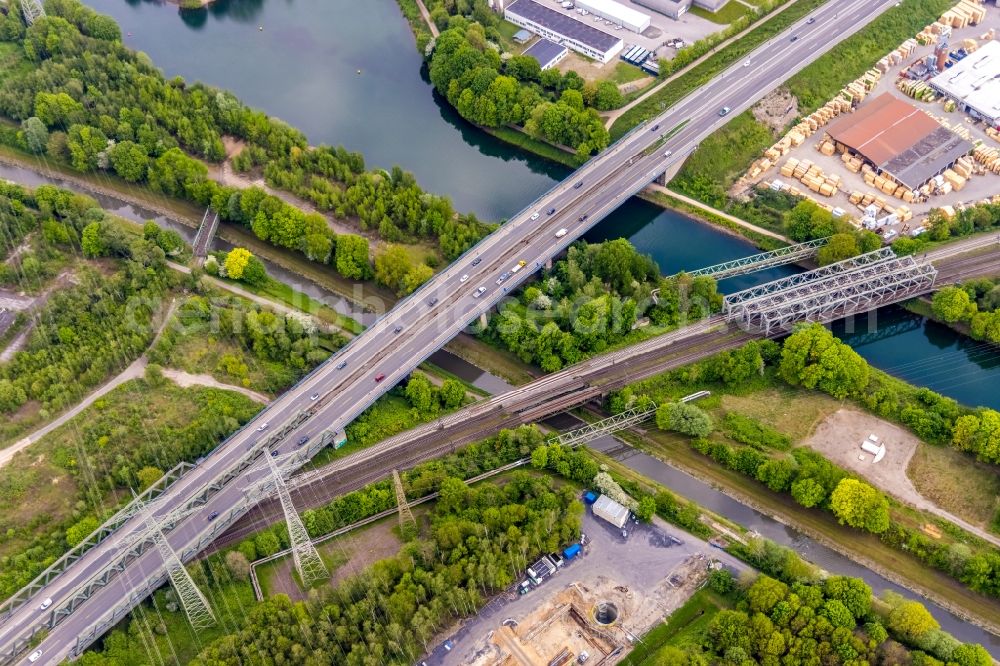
803 409 1000 549
429 506 747 666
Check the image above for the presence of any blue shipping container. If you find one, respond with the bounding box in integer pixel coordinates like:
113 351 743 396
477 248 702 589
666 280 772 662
564 543 581 560
583 491 597 504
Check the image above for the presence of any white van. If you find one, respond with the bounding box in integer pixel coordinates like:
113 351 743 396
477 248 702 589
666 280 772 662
555 228 568 238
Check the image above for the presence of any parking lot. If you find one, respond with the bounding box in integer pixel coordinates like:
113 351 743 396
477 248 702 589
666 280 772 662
426 498 747 665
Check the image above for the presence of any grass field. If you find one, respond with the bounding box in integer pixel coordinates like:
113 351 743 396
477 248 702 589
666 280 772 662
908 443 1000 531
620 588 730 665
689 1 753 24
609 61 650 85
484 126 584 168
214 274 364 334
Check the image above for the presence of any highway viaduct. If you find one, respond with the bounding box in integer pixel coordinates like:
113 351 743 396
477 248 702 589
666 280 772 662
0 0 956 662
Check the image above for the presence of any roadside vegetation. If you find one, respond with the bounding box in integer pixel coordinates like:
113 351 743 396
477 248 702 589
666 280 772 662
478 238 721 370
929 277 1000 345
612 324 1000 604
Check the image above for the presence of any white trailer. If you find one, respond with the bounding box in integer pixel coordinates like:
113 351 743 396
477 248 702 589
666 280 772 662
593 494 630 528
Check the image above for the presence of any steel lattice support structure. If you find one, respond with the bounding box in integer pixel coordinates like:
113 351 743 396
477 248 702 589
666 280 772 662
723 248 896 310
686 237 830 281
547 405 657 448
732 259 938 334
144 516 216 631
392 470 416 534
19 0 44 25
0 462 194 624
264 453 328 588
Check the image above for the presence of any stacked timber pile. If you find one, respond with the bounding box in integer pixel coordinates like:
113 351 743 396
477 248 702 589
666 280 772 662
925 111 973 141
847 191 914 222
877 39 918 73
859 166 921 203
779 158 842 197
972 144 1000 175
939 0 986 29
896 78 938 101
986 127 1000 145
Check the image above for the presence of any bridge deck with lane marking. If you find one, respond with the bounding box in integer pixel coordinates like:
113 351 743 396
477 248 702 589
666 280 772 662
0 1 916 662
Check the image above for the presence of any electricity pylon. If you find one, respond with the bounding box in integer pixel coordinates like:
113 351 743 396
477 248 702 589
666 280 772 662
20 0 45 25
135 500 216 631
264 452 328 587
393 470 415 533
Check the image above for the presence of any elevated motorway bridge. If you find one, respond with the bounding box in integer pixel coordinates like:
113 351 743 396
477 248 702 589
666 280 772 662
0 0 943 661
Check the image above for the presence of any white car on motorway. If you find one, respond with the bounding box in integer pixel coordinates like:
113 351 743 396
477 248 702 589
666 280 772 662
530 212 540 220
555 228 568 238
28 651 42 663
473 286 487 298
460 274 469 283
256 422 269 432
38 598 52 611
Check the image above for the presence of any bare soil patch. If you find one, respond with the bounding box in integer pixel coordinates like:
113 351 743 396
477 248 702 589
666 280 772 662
751 87 798 134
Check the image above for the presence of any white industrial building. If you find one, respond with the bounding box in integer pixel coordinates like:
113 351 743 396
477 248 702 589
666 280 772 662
928 40 1000 128
592 494 630 528
575 0 651 33
505 0 624 63
632 0 728 19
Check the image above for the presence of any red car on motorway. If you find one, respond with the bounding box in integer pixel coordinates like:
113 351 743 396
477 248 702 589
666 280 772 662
375 373 385 382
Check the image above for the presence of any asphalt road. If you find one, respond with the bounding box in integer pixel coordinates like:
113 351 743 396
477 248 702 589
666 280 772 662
0 1 909 662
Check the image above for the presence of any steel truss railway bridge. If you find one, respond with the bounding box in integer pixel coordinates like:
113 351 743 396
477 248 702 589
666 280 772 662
0 1 970 662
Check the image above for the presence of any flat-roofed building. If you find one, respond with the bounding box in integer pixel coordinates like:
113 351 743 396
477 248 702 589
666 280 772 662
693 0 728 11
505 0 624 63
593 494 630 529
632 0 691 20
576 0 651 33
523 38 569 70
825 92 973 190
929 40 1000 128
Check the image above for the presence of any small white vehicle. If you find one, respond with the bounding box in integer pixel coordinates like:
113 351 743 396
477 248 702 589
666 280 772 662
530 212 540 220
28 652 42 663
459 274 469 283
473 286 487 298
39 598 52 611
743 59 750 67
256 422 269 432
555 228 568 238
663 150 672 158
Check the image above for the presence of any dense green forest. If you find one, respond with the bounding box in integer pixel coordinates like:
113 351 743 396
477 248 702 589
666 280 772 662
613 325 1000 603
481 238 720 370
0 0 487 289
929 277 1000 345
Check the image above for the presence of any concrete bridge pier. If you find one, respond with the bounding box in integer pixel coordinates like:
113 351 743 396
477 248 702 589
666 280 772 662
544 257 553 270
479 312 489 329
